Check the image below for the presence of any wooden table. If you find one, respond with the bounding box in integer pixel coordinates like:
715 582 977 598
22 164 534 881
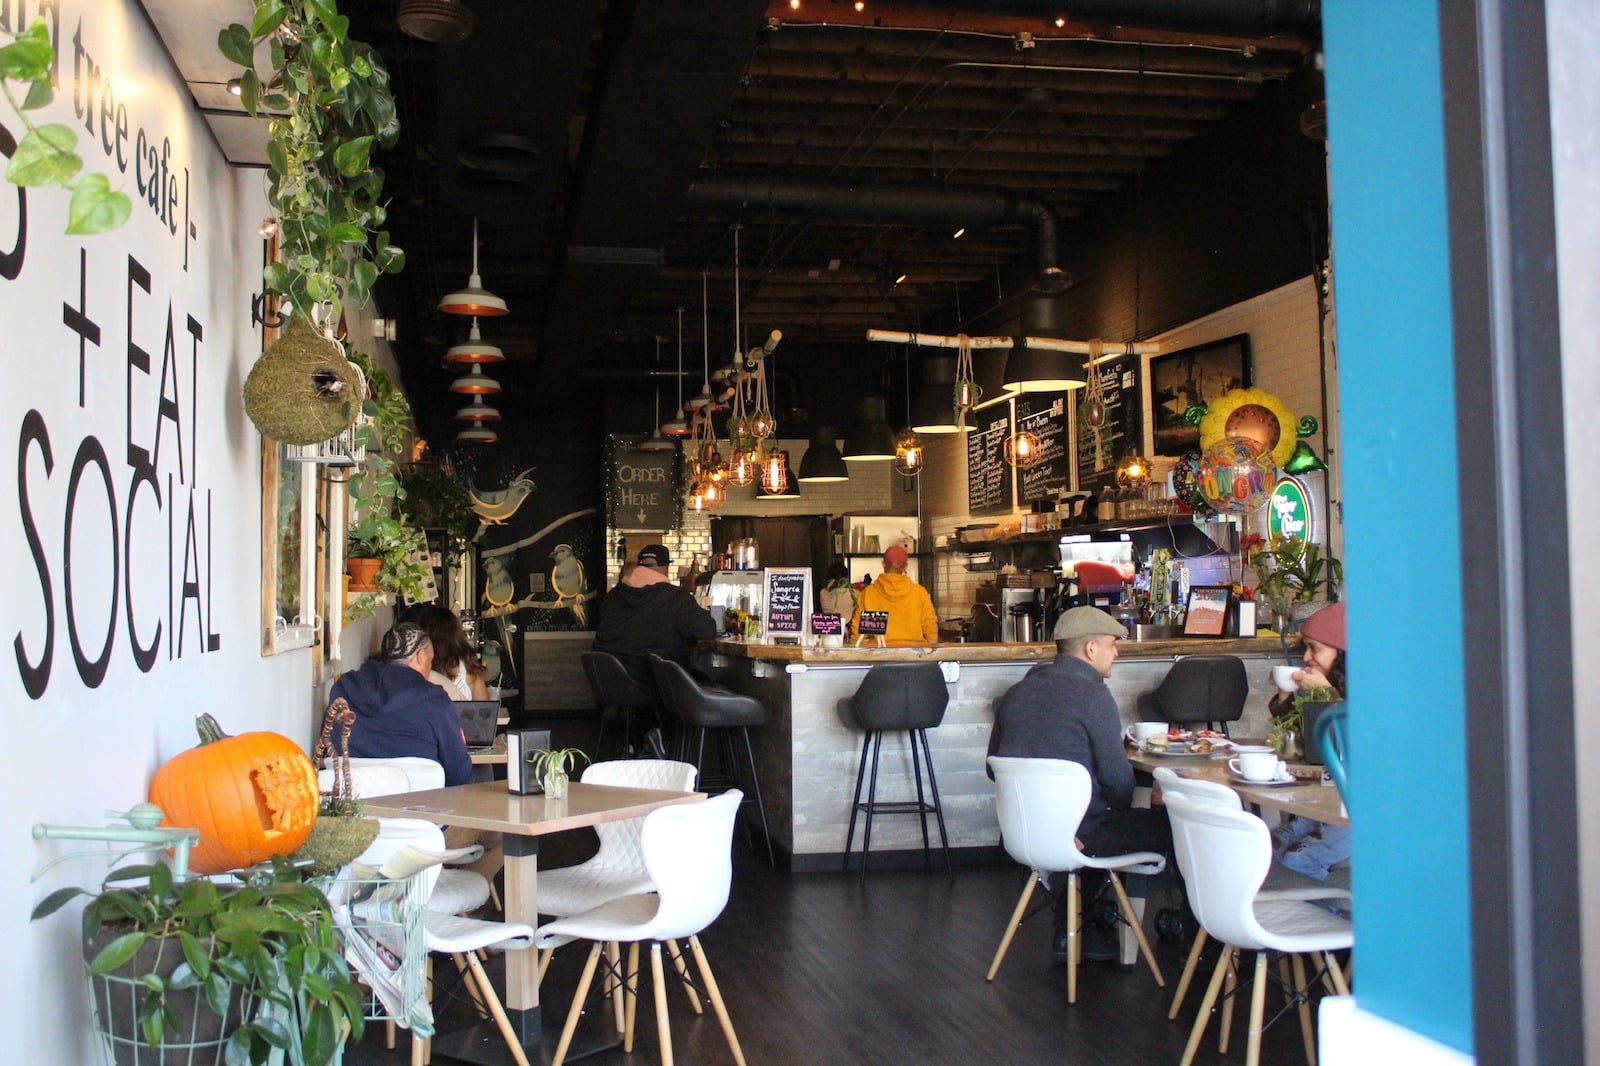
361 780 704 1063
1128 745 1350 828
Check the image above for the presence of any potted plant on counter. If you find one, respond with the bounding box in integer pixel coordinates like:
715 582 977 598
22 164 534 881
1250 534 1343 632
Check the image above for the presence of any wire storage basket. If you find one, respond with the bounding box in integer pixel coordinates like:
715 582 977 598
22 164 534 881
322 865 431 1034
85 932 255 1065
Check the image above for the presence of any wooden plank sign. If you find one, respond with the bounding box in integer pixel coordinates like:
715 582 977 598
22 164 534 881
762 567 812 643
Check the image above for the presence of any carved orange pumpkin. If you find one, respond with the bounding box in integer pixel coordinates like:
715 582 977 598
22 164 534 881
149 714 320 874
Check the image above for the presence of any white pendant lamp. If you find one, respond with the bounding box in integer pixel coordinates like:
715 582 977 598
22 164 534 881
438 218 508 316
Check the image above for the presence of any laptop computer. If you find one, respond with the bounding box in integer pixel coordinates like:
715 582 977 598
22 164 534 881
456 701 501 746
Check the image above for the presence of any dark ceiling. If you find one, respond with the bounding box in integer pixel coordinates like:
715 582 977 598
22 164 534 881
337 0 1321 436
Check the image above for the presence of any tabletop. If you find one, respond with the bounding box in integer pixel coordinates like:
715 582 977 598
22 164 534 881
1128 744 1349 828
359 779 706 836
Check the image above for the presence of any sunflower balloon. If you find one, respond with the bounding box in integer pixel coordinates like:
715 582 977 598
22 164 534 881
1198 388 1298 470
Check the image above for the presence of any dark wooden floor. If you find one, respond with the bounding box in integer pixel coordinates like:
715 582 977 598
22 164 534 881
351 828 1324 1066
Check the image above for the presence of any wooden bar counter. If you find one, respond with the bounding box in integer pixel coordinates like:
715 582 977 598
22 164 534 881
707 637 1287 870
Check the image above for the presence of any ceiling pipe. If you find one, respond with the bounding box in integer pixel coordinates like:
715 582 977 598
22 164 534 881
686 177 1064 294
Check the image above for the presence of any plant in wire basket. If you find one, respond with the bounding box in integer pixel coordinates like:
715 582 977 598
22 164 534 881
33 857 366 1064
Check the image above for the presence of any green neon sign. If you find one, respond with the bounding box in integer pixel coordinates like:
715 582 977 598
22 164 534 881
1266 476 1313 544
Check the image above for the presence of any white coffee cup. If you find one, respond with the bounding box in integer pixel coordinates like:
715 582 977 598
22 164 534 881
1130 721 1167 745
1272 664 1300 692
1230 751 1281 782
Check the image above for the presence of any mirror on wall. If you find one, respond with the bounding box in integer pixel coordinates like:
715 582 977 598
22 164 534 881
261 441 320 654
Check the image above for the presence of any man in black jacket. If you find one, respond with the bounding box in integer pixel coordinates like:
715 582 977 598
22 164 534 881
594 544 717 684
987 606 1172 962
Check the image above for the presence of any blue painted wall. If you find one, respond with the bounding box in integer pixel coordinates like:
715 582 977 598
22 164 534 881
1322 1 1473 1052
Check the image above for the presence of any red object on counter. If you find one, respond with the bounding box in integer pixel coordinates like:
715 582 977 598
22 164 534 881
1072 560 1133 592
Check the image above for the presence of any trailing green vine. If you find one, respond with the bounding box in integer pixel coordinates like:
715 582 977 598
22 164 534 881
344 351 431 617
398 460 476 562
0 20 131 233
218 0 404 322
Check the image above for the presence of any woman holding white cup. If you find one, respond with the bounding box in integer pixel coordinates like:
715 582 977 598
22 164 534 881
1266 602 1350 882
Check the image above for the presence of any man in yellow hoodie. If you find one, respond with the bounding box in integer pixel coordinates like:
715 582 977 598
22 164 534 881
851 544 938 645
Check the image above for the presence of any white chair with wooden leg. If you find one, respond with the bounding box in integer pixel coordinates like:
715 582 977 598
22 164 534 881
536 791 747 1066
1152 767 1352 1025
985 757 1167 1004
535 759 701 1018
1164 790 1353 1066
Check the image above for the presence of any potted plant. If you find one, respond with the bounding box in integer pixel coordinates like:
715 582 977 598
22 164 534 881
1250 534 1343 631
398 459 477 563
524 748 590 801
32 856 366 1065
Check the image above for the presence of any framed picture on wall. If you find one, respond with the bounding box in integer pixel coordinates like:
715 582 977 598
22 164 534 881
1144 333 1252 458
1182 585 1235 637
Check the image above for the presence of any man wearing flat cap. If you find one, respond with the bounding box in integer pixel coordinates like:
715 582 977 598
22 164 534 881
987 606 1172 961
594 544 717 684
329 621 473 785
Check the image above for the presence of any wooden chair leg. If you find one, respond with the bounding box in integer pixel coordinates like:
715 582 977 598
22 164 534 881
666 937 704 1014
1180 946 1234 1066
1169 928 1211 1020
552 943 603 1066
537 946 554 986
624 942 641 1053
690 934 748 1066
651 943 675 1066
463 952 533 1066
986 875 1037 981
607 941 626 1035
1066 872 1080 1004
1219 949 1239 1053
453 953 490 1017
1291 953 1317 1066
1245 951 1269 1066
1109 872 1165 987
1324 951 1351 996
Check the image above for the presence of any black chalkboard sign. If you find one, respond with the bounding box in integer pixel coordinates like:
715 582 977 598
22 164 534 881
612 442 676 528
812 612 842 635
1076 353 1142 492
762 567 811 642
858 610 889 635
966 401 1014 515
1016 392 1071 503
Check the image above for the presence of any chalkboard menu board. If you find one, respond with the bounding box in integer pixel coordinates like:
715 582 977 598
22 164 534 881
612 442 676 528
1016 393 1071 504
857 610 889 635
966 402 1014 515
811 613 842 636
1075 354 1142 491
762 567 811 642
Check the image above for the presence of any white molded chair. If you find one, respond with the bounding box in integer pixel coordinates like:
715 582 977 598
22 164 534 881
322 757 493 917
536 791 747 1066
1164 790 1353 1066
986 756 1167 1003
1153 766 1353 1023
536 760 700 1001
356 817 538 1066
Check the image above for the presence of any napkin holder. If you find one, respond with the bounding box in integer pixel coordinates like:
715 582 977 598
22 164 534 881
504 728 553 794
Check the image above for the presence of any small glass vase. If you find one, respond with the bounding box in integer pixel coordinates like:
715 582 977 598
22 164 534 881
543 769 568 800
1269 728 1301 762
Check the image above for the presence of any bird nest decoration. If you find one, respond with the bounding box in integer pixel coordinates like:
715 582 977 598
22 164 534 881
243 315 364 445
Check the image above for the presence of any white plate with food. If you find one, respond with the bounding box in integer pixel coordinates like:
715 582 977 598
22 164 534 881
1143 738 1230 757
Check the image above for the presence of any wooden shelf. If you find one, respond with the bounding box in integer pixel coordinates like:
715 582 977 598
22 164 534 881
940 514 1214 554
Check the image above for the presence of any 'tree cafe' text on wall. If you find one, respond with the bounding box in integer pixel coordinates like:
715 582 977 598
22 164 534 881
9 9 222 699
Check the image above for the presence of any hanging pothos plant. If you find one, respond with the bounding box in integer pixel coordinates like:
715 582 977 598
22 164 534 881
0 20 131 232
398 461 476 563
343 351 430 618
218 0 404 323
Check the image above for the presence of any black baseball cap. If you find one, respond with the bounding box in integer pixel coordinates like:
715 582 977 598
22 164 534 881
637 544 672 568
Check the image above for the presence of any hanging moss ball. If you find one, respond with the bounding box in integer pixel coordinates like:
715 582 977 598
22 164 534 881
243 314 363 445
292 815 381 877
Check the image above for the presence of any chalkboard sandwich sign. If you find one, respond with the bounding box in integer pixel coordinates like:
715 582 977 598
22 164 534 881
855 609 890 647
762 567 812 643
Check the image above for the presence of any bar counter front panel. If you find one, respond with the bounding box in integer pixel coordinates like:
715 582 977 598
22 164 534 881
710 638 1283 869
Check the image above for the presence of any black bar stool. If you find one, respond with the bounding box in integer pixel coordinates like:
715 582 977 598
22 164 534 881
648 654 775 865
840 662 952 882
580 651 662 758
1136 655 1248 736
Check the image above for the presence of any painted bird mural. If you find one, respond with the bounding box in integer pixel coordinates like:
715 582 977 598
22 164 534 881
470 467 538 532
549 543 590 627
481 554 516 612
